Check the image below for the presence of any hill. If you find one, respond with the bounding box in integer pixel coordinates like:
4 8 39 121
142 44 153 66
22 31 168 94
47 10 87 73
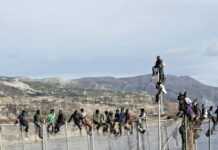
0 74 217 105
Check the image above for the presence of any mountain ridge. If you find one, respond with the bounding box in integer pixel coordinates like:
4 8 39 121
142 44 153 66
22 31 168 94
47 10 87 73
0 74 217 104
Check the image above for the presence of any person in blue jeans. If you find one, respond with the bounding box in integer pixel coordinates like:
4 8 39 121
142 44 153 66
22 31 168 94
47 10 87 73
118 108 126 135
16 110 29 136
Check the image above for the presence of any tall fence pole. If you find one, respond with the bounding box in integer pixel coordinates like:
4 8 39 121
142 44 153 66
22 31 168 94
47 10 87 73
42 122 47 150
21 128 25 150
158 94 162 150
136 126 140 150
65 122 70 150
185 115 188 150
127 134 131 150
195 140 197 150
208 119 211 150
91 127 95 150
0 126 3 150
145 119 151 150
87 135 90 150
141 133 145 150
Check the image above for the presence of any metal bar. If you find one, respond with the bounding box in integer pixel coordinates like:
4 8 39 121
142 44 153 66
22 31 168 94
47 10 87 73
145 119 151 150
209 119 211 150
195 140 197 150
21 129 25 150
0 126 3 150
141 133 145 150
42 123 47 150
87 135 90 150
136 127 140 150
185 116 188 150
158 95 162 150
65 122 70 150
91 127 95 150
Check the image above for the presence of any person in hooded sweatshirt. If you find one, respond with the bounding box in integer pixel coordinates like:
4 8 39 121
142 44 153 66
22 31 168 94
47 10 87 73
33 110 43 138
118 108 126 135
201 104 207 119
54 110 66 134
214 106 218 121
137 108 146 134
152 56 165 83
16 110 29 136
184 96 194 120
206 106 217 136
68 110 83 135
177 92 186 117
93 109 101 132
47 109 56 134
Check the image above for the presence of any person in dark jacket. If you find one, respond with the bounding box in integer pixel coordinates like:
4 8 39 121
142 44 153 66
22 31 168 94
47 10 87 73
55 110 66 133
201 104 206 119
33 110 43 138
16 110 29 135
68 110 83 134
93 109 101 132
152 56 165 83
118 108 126 135
215 106 218 121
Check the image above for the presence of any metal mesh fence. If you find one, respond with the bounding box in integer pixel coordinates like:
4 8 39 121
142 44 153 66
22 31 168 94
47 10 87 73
0 119 217 150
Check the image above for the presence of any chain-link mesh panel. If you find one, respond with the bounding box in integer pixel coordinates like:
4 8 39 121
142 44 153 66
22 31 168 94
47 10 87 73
1 120 218 150
196 122 218 150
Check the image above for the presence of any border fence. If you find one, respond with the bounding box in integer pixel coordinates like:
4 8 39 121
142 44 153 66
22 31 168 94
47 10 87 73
0 119 217 150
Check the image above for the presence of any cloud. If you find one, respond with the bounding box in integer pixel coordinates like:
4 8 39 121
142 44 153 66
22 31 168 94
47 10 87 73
205 40 218 56
165 48 193 56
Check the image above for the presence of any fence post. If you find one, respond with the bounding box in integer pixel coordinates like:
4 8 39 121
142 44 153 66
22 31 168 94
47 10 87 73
136 127 140 150
145 119 151 150
108 135 112 150
158 94 162 150
42 122 47 150
0 125 3 150
208 119 211 150
141 133 145 150
91 128 95 150
185 115 188 150
64 122 70 150
87 135 90 150
195 140 197 150
21 128 25 150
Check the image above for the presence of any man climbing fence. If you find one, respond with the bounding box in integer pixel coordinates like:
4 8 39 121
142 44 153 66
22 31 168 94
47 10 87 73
152 56 166 83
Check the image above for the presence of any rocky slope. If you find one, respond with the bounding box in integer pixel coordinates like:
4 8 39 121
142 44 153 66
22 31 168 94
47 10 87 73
0 75 217 104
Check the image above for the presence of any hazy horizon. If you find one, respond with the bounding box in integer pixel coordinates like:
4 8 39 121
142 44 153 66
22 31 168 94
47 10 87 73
2 73 217 88
1 0 218 86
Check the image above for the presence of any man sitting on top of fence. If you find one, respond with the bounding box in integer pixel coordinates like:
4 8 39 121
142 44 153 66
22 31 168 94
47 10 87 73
47 109 56 134
68 110 83 135
15 110 29 137
54 109 66 134
33 109 43 139
80 108 92 135
93 109 102 133
137 108 146 134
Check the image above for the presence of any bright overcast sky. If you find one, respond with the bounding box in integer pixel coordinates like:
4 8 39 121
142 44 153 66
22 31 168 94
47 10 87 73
0 0 218 86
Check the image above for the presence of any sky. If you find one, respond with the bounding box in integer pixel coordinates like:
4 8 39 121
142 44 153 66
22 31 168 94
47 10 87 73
0 0 218 86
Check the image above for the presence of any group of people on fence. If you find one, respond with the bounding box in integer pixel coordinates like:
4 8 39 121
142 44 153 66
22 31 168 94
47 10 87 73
177 90 218 150
15 107 148 139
